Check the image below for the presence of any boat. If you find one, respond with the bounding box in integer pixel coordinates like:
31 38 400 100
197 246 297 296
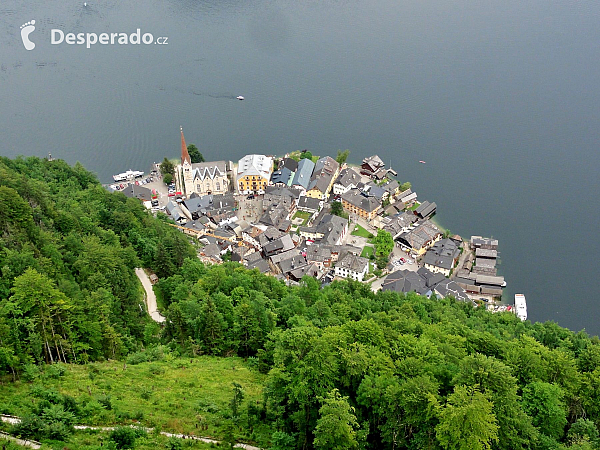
514 294 527 321
236 96 245 100
419 160 426 164
113 169 144 182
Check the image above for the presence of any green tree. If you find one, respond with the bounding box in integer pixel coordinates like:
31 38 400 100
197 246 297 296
230 382 245 418
314 389 360 450
400 182 411 192
568 419 599 446
522 382 567 440
163 173 173 185
10 269 73 364
160 158 175 177
336 150 350 165
331 201 345 218
110 426 137 449
373 230 394 259
436 385 498 450
300 151 313 160
200 298 225 355
187 144 204 163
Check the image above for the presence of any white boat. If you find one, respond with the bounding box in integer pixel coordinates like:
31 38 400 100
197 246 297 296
514 294 527 321
113 169 144 182
236 96 245 100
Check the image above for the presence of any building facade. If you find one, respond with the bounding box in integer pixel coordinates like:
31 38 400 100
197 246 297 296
237 154 274 195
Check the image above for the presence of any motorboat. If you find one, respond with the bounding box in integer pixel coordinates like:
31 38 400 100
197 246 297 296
113 170 144 182
514 294 527 321
419 160 426 164
236 96 245 100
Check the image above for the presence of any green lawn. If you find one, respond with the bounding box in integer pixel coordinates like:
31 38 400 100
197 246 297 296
0 356 269 445
351 224 373 238
360 246 374 258
408 202 420 211
292 210 312 226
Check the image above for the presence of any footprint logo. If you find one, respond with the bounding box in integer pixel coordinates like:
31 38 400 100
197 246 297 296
20 20 36 51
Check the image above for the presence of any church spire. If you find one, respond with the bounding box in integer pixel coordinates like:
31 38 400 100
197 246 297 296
180 126 191 165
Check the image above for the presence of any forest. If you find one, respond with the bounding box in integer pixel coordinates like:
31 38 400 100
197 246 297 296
1 156 600 450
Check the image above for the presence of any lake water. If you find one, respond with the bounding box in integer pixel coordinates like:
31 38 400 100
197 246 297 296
1 0 599 335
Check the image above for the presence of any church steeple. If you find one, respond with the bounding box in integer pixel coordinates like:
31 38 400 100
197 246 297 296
180 126 191 165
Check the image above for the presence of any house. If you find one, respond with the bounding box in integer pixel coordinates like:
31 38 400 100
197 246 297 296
175 127 230 197
122 184 153 202
383 212 418 239
381 269 432 296
396 220 442 255
398 189 418 206
470 236 499 250
271 167 294 187
361 155 385 175
305 156 340 200
165 201 188 224
262 234 296 257
298 214 348 246
297 196 322 214
278 254 308 276
332 167 361 195
290 158 315 191
305 245 334 269
340 188 381 221
381 179 400 197
237 154 274 195
363 183 388 202
334 254 369 281
422 238 460 276
242 225 265 250
415 201 437 219
258 205 290 230
280 157 299 172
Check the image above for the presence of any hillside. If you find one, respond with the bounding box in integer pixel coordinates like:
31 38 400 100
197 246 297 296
1 156 600 450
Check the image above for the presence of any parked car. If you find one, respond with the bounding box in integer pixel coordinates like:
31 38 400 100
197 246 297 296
247 194 255 200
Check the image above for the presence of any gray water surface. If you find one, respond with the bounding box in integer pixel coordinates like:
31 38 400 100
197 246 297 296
1 0 599 334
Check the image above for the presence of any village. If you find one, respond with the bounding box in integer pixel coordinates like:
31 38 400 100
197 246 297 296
109 128 517 315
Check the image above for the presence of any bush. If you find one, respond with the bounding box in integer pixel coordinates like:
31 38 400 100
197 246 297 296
22 364 41 382
110 426 137 449
45 363 67 379
165 437 182 450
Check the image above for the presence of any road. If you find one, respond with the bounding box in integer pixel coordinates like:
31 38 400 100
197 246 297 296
135 268 166 323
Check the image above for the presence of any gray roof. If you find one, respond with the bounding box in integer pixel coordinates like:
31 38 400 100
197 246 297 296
263 233 295 256
475 248 498 258
297 196 322 212
362 155 385 172
364 184 386 200
307 172 334 194
271 167 294 185
476 274 505 286
397 220 442 251
381 269 431 296
279 254 308 274
423 238 460 270
259 205 289 228
122 184 153 201
166 201 186 222
281 157 299 172
334 168 361 188
312 156 339 179
341 189 381 213
291 158 315 189
191 161 227 182
416 201 437 218
434 279 470 302
382 179 399 193
247 259 271 273
336 254 369 274
470 236 499 249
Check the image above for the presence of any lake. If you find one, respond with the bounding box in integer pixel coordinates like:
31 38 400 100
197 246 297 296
1 0 599 334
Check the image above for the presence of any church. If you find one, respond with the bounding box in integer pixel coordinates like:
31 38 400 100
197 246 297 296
175 127 230 197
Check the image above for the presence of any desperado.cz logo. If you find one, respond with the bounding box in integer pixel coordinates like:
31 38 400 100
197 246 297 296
20 20 168 50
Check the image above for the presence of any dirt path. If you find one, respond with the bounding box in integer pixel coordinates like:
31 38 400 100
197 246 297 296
135 268 166 323
1 416 260 450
